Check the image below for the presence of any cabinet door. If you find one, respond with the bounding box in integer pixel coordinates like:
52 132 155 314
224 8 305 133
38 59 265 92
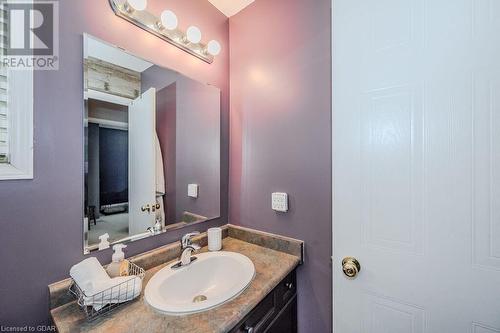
264 296 297 333
230 292 276 333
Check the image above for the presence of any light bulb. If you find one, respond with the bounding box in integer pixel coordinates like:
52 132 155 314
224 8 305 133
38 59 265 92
207 40 221 56
186 26 202 44
127 0 147 11
160 10 178 30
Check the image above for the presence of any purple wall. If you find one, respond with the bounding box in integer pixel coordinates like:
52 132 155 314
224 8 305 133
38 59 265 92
156 83 177 225
229 0 332 332
0 0 229 325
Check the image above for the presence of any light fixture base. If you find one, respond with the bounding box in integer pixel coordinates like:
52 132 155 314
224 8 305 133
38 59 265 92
108 0 215 64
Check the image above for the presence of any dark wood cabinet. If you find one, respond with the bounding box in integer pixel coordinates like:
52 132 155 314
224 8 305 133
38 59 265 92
230 270 297 333
265 296 297 333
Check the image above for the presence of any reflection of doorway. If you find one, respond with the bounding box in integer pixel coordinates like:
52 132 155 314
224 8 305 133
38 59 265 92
85 99 129 244
99 127 128 210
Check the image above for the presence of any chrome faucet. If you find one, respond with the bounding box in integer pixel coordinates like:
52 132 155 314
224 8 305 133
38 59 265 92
172 232 201 268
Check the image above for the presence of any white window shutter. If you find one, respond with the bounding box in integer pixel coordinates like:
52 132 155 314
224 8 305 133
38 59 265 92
0 3 33 179
0 7 7 163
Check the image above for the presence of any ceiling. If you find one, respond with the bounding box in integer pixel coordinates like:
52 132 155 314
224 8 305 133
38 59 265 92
207 0 255 17
85 35 153 73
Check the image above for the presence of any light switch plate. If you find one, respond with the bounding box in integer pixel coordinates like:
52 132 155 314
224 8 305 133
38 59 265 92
272 192 288 212
188 184 199 198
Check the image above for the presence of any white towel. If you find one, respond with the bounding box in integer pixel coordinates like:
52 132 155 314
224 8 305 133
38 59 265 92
155 133 166 224
83 276 143 310
155 134 165 196
70 257 142 311
69 257 110 296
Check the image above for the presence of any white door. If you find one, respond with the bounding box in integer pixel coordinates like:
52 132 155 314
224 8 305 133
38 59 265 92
333 0 500 332
128 88 156 235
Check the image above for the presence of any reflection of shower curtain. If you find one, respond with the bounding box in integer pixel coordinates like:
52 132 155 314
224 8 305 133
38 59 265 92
155 134 165 224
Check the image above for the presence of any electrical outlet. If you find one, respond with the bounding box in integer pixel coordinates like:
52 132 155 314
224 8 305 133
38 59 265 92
188 184 199 198
272 192 288 212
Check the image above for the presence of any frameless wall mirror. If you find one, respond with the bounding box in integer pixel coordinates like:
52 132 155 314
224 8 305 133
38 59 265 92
83 34 221 253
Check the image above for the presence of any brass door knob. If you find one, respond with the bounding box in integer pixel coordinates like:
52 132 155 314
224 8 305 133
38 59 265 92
141 204 151 213
342 257 361 279
141 203 161 214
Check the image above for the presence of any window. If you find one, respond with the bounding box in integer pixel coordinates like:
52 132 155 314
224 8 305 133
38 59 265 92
0 4 33 180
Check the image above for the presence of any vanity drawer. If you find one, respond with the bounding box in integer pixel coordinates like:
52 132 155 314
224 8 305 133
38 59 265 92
264 295 297 333
230 270 298 333
275 270 296 307
230 292 276 333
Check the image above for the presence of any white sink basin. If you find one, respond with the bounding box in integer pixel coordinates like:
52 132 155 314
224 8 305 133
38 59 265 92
144 251 255 315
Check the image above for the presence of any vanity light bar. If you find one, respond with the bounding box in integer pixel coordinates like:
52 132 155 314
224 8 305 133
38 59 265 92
108 0 221 64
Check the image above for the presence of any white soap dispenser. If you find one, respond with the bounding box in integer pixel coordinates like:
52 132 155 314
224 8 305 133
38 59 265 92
106 244 129 278
98 233 110 250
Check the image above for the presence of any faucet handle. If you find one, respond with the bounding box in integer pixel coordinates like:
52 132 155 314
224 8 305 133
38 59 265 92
190 243 201 251
181 232 200 248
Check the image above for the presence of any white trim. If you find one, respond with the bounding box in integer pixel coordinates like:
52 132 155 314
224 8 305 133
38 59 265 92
331 0 335 331
84 89 133 106
0 68 33 181
87 117 128 131
0 162 32 180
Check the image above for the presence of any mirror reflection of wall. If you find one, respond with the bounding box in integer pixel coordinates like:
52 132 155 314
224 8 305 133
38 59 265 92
142 66 221 230
83 34 221 253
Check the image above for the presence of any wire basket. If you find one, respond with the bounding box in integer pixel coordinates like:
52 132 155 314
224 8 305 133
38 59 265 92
68 261 145 321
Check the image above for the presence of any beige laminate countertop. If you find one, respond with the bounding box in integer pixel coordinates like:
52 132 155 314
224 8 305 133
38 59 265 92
51 237 300 333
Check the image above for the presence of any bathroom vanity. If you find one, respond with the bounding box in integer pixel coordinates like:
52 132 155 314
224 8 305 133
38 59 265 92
49 225 303 333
